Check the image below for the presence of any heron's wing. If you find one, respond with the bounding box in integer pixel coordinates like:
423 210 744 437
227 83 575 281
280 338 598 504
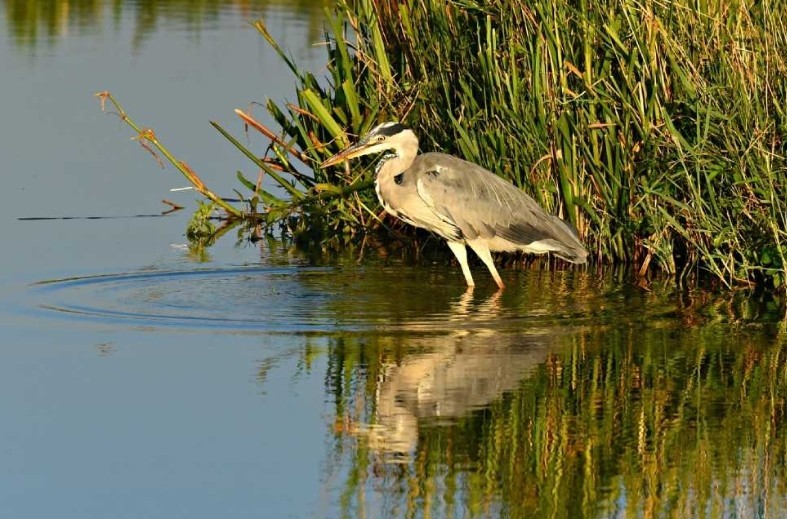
413 153 558 244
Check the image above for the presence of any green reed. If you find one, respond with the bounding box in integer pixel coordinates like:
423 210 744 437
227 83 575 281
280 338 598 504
98 0 787 289
353 0 787 289
246 0 786 289
257 0 786 287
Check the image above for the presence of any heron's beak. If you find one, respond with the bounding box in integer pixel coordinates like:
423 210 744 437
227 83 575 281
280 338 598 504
320 139 373 168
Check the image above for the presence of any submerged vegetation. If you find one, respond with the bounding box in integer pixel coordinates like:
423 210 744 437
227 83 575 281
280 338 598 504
99 0 787 290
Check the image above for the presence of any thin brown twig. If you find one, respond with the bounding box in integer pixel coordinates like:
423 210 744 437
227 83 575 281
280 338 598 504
234 109 311 165
95 91 243 218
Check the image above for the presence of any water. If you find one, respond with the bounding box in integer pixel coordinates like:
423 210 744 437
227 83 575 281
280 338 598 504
2 2 787 518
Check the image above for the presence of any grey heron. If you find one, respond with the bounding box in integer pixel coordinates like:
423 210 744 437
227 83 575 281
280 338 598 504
321 122 588 289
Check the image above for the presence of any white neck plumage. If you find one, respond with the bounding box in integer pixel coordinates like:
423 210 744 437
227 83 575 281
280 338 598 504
374 129 419 180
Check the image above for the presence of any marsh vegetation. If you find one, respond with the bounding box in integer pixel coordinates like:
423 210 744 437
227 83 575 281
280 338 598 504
98 0 787 292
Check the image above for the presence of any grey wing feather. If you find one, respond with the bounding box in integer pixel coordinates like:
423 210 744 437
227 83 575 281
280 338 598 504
412 153 587 261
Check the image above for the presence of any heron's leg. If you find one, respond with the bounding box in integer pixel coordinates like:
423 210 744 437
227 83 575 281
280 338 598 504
446 241 475 287
467 240 505 289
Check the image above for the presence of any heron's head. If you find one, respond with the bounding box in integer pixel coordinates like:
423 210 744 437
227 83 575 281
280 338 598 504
320 122 416 168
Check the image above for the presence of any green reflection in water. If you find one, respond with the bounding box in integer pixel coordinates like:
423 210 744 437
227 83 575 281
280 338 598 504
304 267 787 518
3 0 327 52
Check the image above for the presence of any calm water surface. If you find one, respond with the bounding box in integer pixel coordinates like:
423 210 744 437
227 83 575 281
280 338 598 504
2 2 786 518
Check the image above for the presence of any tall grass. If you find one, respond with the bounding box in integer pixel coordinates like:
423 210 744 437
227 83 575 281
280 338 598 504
350 0 787 288
101 0 787 289
234 0 787 288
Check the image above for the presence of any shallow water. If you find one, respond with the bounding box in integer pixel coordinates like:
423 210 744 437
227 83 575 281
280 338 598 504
2 2 787 518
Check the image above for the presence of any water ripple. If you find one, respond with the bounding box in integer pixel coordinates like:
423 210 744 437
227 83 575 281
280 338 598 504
28 265 696 334
31 266 338 333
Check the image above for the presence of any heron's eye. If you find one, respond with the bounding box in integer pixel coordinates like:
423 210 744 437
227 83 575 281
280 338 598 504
376 135 385 143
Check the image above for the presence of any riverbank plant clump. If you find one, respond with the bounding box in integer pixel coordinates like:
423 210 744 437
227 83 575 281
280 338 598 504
342 0 787 288
100 0 787 290
247 0 787 289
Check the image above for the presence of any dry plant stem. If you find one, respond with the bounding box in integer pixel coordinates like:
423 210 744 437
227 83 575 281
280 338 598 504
234 109 311 165
161 199 184 210
210 121 305 200
94 91 243 218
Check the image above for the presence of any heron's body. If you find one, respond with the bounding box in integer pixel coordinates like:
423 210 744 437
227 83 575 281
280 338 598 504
322 122 588 289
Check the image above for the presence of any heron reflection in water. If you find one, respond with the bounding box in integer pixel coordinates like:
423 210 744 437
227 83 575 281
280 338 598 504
336 290 554 456
321 122 588 288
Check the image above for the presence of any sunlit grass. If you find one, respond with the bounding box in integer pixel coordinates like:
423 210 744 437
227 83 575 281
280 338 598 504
96 0 787 291
239 0 787 290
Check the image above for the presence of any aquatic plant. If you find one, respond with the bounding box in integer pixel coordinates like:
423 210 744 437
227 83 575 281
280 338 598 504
98 0 787 291
322 0 787 290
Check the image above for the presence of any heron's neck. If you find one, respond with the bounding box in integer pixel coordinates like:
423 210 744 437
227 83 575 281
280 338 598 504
375 132 418 179
375 153 405 179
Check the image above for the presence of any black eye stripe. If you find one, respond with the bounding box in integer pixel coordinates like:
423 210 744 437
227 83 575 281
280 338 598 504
375 123 407 137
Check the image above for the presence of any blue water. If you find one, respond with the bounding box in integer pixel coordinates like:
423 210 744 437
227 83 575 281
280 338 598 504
2 2 786 518
0 2 339 517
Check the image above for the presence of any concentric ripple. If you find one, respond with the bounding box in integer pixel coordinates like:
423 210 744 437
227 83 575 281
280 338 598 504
31 266 339 333
28 265 654 334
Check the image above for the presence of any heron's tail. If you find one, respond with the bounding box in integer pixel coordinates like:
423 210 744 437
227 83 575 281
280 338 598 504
555 247 588 264
550 215 588 264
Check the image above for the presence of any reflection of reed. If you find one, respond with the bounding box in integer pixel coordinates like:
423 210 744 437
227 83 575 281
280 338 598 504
324 278 787 518
3 0 328 52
